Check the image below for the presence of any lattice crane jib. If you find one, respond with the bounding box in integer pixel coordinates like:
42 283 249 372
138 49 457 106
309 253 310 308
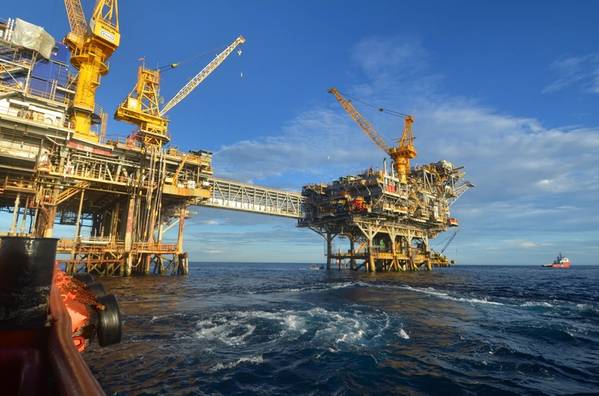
64 0 87 42
328 88 417 184
115 35 246 148
328 88 391 154
160 35 246 116
63 0 120 143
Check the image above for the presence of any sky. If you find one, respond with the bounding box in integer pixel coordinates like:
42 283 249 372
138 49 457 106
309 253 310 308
4 0 599 264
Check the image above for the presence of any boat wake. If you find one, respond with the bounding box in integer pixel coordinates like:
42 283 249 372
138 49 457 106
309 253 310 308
194 306 405 350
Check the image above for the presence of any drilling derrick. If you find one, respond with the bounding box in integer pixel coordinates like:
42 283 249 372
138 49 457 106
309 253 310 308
299 90 473 272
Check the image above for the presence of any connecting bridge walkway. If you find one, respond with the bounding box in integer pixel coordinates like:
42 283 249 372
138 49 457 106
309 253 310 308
201 177 304 219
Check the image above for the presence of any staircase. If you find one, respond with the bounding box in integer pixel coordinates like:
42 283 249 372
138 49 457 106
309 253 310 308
56 181 90 205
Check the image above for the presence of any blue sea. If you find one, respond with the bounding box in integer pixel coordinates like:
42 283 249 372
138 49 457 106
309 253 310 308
86 264 599 395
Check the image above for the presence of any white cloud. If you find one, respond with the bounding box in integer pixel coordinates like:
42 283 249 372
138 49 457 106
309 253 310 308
213 108 382 185
196 219 221 225
351 37 429 79
543 54 599 94
520 241 540 249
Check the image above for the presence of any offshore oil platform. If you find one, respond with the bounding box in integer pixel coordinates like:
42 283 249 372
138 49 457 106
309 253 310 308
299 89 472 272
0 1 470 276
0 2 301 276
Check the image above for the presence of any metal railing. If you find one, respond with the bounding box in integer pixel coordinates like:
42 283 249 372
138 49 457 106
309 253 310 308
202 177 305 219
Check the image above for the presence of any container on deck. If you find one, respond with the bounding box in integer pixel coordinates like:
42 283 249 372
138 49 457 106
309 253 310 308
0 237 58 329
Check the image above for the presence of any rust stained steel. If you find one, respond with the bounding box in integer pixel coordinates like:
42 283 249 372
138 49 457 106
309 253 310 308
0 97 212 275
0 37 219 276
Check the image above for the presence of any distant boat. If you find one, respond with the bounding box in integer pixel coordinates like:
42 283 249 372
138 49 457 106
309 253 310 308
543 253 571 269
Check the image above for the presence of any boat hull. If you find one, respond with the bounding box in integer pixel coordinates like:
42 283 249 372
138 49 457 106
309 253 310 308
543 262 571 269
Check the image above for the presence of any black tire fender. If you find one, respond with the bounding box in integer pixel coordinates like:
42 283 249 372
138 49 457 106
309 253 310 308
96 294 122 347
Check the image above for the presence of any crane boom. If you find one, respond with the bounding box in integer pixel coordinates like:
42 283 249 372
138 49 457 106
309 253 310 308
328 87 417 184
64 0 88 38
328 88 392 154
441 230 458 254
448 181 474 206
160 35 246 116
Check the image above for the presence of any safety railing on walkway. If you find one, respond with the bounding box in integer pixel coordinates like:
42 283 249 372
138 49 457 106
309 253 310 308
202 177 305 219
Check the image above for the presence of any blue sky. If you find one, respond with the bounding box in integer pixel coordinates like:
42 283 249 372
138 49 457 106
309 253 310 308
5 1 599 264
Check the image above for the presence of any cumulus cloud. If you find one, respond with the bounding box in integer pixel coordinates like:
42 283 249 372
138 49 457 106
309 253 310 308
543 54 599 94
213 108 386 188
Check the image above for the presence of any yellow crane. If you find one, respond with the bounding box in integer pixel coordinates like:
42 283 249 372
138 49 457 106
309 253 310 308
114 35 246 148
63 0 120 142
328 88 416 184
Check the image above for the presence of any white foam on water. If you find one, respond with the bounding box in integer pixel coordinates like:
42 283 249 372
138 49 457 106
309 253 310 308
208 355 264 373
194 306 394 349
149 312 187 322
254 281 363 295
195 317 256 346
400 285 504 306
373 312 391 339
521 301 554 308
576 303 599 314
458 297 504 305
398 328 410 340
329 281 362 289
284 314 307 334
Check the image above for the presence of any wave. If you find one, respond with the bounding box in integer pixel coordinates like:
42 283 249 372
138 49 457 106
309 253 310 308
194 307 406 349
576 303 599 313
208 355 264 373
268 281 593 317
398 285 504 305
520 301 554 308
195 317 257 346
398 328 410 340
248 281 363 295
519 301 599 317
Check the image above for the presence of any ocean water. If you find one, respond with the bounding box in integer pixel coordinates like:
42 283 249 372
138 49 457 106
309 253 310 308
86 264 599 395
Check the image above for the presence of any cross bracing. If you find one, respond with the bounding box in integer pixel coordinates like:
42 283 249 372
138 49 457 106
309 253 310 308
202 177 305 219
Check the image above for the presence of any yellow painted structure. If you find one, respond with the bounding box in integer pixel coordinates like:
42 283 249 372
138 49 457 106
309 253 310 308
115 36 245 149
114 66 169 147
64 0 120 142
328 88 417 184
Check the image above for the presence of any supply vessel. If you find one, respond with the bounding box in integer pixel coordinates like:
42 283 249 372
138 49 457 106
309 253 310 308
543 253 571 269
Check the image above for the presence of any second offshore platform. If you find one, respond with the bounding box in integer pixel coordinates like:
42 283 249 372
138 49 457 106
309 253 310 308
0 0 472 275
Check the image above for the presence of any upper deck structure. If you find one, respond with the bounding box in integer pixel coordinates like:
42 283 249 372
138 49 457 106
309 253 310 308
299 160 472 272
